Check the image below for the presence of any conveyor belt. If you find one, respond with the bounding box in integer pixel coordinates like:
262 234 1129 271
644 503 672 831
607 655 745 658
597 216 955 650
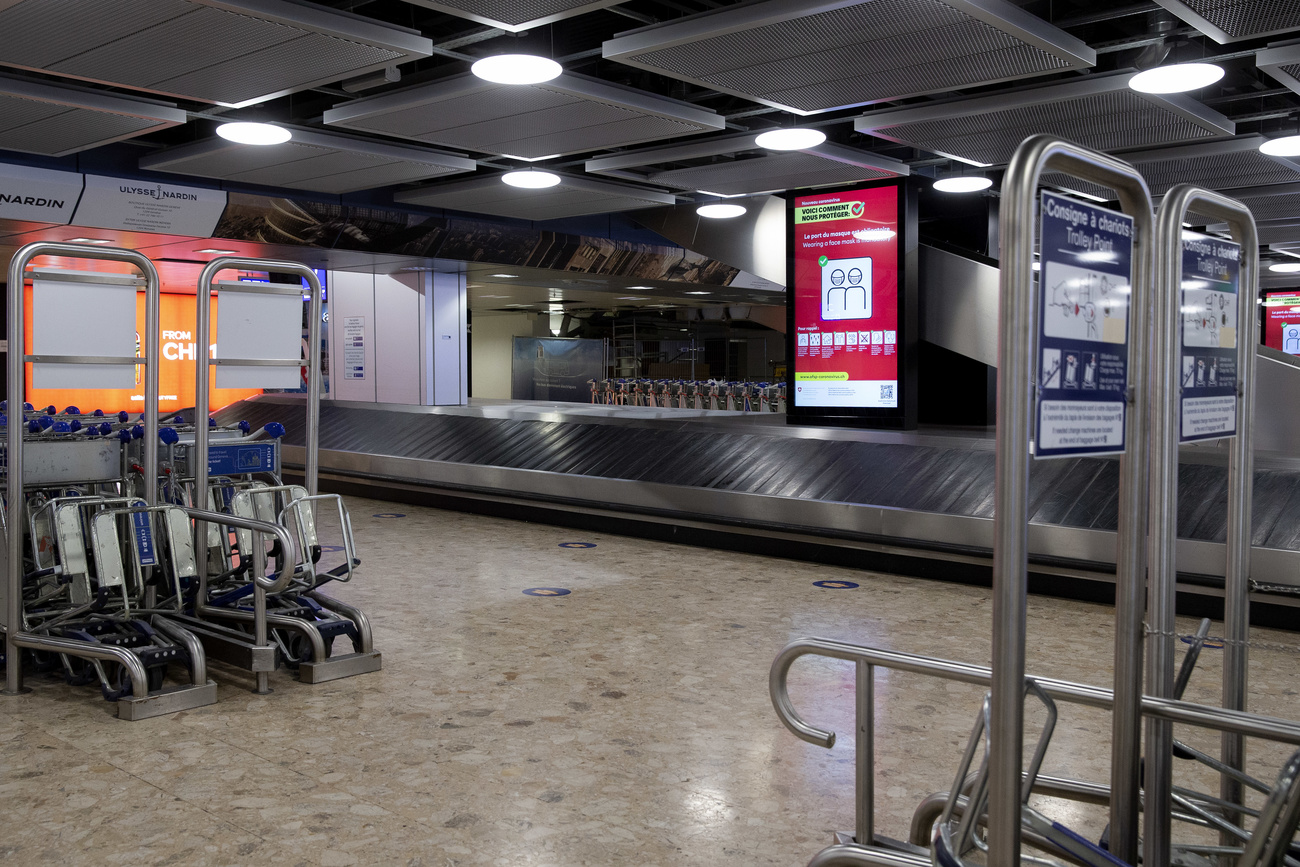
211 396 1300 589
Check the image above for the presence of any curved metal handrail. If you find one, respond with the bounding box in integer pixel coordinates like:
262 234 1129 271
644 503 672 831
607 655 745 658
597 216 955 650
180 506 299 594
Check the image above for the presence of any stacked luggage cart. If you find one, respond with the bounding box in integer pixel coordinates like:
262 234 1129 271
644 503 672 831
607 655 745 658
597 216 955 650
588 377 786 412
767 138 1300 866
1 245 380 720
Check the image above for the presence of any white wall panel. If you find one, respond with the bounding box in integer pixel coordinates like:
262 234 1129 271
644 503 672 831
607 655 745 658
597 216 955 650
374 273 421 405
326 270 376 403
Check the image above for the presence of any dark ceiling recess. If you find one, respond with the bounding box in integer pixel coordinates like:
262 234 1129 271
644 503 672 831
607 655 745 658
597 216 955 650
0 0 1298 268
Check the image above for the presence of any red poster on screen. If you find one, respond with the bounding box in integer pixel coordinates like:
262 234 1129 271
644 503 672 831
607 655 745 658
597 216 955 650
791 185 899 408
1264 292 1300 356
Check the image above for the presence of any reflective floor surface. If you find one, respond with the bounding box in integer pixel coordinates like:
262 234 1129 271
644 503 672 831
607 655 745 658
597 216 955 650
2 495 1297 865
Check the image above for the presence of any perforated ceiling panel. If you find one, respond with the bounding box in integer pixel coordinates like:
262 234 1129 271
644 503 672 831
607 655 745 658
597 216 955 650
1257 44 1300 99
602 0 1094 115
394 175 676 221
647 149 907 196
139 129 475 194
325 73 723 159
1154 0 1300 43
1194 184 1300 226
0 0 431 107
400 0 620 31
1041 136 1300 201
0 73 185 156
857 73 1234 167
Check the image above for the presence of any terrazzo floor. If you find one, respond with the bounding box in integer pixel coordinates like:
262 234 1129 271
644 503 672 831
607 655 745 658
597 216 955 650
1 495 1298 866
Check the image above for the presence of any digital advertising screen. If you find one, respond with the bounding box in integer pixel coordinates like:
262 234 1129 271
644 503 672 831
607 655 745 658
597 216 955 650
787 181 916 427
1263 291 1300 356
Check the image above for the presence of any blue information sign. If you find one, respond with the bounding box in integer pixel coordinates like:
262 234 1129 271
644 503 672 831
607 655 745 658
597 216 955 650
1035 192 1134 459
1179 233 1240 443
131 511 157 567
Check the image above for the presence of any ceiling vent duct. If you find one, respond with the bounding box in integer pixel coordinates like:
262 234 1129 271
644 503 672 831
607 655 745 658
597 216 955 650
0 0 432 107
602 0 1095 115
586 135 909 196
1041 136 1300 201
1257 44 1300 98
394 174 676 221
856 72 1234 167
1153 0 1300 43
324 72 723 159
399 0 621 32
0 72 185 156
139 128 476 195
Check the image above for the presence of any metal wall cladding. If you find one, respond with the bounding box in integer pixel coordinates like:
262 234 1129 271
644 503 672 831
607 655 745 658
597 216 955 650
324 74 724 159
857 75 1235 167
648 152 899 197
140 133 475 195
0 0 429 107
1156 0 1300 42
395 175 676 221
603 0 1094 114
403 0 620 30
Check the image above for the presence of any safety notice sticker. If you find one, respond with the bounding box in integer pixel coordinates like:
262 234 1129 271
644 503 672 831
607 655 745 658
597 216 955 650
1035 191 1133 459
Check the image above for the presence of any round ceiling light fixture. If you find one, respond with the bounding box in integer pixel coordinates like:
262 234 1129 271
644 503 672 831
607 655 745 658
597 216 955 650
1261 135 1300 157
502 169 561 189
1128 62 1224 94
471 54 562 85
697 203 747 219
754 128 826 150
1269 262 1300 273
933 176 993 193
216 122 291 145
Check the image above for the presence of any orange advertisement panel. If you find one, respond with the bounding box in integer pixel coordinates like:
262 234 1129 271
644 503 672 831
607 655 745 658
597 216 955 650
24 288 262 415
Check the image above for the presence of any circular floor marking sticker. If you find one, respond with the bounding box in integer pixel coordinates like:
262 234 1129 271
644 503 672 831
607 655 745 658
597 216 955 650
523 587 571 597
558 542 596 549
813 580 860 589
372 513 406 518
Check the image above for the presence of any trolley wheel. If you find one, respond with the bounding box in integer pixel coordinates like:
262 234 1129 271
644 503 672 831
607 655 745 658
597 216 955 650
147 665 166 693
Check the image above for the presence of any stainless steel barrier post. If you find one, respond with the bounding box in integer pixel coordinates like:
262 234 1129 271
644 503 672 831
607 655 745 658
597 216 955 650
856 660 874 847
194 258 322 694
1148 187 1258 865
4 242 160 697
996 136 1153 866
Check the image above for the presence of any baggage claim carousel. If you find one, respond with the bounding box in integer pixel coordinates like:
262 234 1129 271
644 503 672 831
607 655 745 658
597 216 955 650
215 393 1300 624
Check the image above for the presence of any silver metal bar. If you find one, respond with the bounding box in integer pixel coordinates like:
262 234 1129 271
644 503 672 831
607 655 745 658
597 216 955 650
22 355 144 365
213 281 307 296
5 242 160 698
178 507 298 594
306 591 373 653
1148 186 1258 867
210 358 301 366
857 660 874 846
995 135 1153 866
15 633 149 702
150 614 208 687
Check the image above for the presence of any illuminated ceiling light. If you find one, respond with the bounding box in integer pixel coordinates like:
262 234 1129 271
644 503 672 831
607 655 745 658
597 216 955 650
754 128 825 150
1269 262 1300 273
195 248 239 254
618 296 649 300
626 285 653 290
471 54 562 85
685 290 712 295
1129 62 1223 95
67 237 113 244
1261 135 1300 157
696 203 746 219
1032 262 1041 271
490 273 519 278
502 169 561 188
933 176 992 193
216 122 291 145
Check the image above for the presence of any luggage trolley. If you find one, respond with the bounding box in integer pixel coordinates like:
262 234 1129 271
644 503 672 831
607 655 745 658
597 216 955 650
2 242 217 719
189 258 380 692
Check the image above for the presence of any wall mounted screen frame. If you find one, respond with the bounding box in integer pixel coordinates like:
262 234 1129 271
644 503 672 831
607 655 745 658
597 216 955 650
786 179 918 429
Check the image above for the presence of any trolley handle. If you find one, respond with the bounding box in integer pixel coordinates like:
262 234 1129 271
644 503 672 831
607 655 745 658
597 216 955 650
180 506 299 593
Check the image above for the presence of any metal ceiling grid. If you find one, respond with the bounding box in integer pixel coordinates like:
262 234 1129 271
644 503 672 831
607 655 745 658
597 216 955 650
1041 136 1300 201
585 135 910 195
138 129 476 194
394 174 676 221
323 73 724 159
399 0 621 32
1154 0 1300 43
0 0 432 108
0 73 186 156
856 73 1235 167
601 0 1095 116
1257 43 1300 99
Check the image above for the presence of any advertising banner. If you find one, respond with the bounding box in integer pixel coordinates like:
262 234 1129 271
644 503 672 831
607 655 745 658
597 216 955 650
72 175 227 237
0 163 82 224
1263 291 1300 356
791 185 900 409
1035 192 1133 459
1179 233 1239 443
511 338 605 402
